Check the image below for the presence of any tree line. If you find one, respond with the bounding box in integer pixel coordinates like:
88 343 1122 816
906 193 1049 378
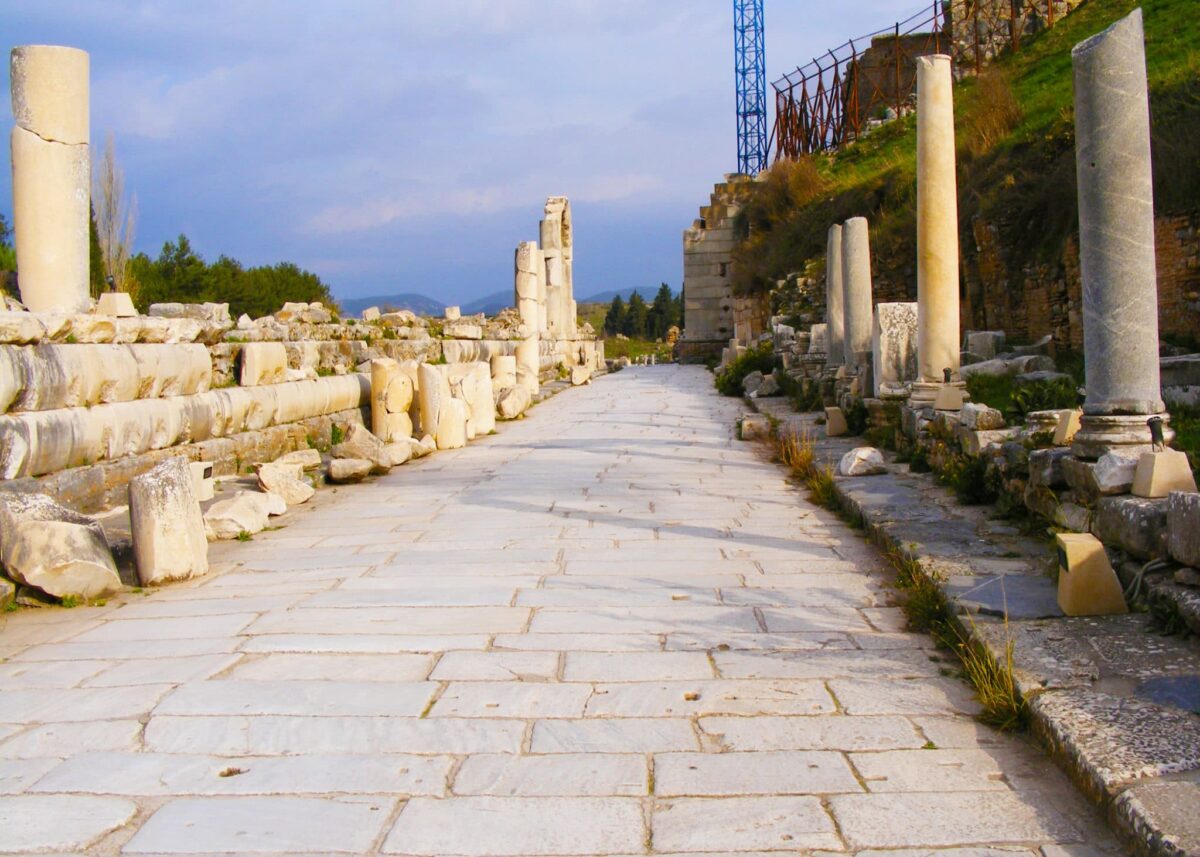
603 284 682 339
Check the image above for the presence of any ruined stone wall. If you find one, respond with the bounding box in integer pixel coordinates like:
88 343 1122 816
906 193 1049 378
947 0 1087 73
679 176 757 363
961 211 1200 348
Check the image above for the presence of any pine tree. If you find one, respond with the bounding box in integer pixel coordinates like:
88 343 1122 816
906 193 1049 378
624 291 648 338
603 294 626 335
648 283 675 339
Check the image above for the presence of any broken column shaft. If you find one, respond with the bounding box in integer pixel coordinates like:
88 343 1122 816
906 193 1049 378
825 224 845 368
840 217 873 370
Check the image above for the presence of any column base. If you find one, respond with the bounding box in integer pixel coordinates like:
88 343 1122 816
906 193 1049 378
1071 412 1174 460
908 380 966 407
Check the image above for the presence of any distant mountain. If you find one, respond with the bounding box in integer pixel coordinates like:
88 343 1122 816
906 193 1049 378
339 293 445 317
461 290 513 316
579 286 678 305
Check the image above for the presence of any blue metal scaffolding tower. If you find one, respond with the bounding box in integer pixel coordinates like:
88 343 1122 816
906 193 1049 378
733 0 767 175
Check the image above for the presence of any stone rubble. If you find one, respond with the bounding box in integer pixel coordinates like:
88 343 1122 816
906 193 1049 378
128 457 208 585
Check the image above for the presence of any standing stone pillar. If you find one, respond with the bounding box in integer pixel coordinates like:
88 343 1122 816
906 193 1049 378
1070 9 1169 457
911 54 962 404
514 243 541 396
825 224 845 368
10 46 91 313
841 217 874 371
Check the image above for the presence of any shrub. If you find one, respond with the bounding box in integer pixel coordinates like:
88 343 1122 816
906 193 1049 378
714 345 777 397
1011 375 1079 417
938 453 1001 506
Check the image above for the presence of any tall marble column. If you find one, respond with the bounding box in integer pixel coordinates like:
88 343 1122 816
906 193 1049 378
1070 9 1168 457
825 224 845 368
514 242 541 395
10 45 91 313
912 54 961 403
841 217 874 369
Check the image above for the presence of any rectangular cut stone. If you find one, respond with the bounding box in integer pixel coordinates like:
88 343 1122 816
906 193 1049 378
246 606 530 636
829 678 982 716
0 794 137 853
228 653 434 682
492 633 663 652
829 792 1079 849
531 719 699 753
666 631 854 652
452 753 647 796
124 796 389 854
714 648 939 680
0 685 171 723
156 680 436 717
430 682 592 718
0 658 110 688
0 720 142 759
531 606 759 634
585 680 834 717
32 751 451 796
383 796 646 856
429 651 559 681
655 750 860 796
83 654 240 687
68 613 258 642
699 715 923 752
562 652 713 681
240 634 490 654
850 748 1009 792
0 758 61 794
653 795 839 852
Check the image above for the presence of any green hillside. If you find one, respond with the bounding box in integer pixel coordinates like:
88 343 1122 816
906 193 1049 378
733 0 1199 296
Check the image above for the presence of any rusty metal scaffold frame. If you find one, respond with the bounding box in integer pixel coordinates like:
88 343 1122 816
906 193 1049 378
770 0 1070 161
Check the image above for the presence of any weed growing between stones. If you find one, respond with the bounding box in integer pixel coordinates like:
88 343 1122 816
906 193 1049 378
713 344 777 397
937 453 1002 506
236 530 253 542
329 423 345 446
954 619 1028 732
59 594 81 608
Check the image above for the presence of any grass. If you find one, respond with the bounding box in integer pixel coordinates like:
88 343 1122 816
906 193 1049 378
329 423 345 446
601 336 673 364
236 530 253 542
1169 403 1200 476
731 0 1200 299
775 429 839 509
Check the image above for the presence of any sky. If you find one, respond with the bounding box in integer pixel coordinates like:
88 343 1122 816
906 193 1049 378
1 0 922 306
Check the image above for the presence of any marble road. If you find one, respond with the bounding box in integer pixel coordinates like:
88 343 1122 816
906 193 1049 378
0 365 1119 855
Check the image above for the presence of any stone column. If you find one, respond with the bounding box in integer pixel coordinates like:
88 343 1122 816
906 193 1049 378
10 46 91 313
1070 9 1168 457
825 224 845 367
841 217 874 370
912 54 961 403
514 243 541 395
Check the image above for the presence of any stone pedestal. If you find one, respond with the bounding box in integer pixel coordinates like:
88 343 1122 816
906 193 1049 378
872 302 918 398
1071 10 1169 457
825 225 845 367
913 55 960 403
841 217 873 370
10 46 91 314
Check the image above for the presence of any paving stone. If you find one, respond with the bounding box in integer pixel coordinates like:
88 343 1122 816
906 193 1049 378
829 792 1080 849
492 633 663 652
586 679 835 717
531 719 700 753
654 750 860 796
714 648 945 680
32 751 451 796
563 651 713 681
652 795 840 851
530 605 760 634
665 630 855 651
0 794 137 852
850 748 1010 792
0 758 61 794
430 682 592 718
11 637 241 662
82 653 241 687
829 677 983 716
452 753 647 796
124 796 390 854
240 633 491 653
430 651 560 681
383 796 646 856
228 652 434 681
0 720 143 759
247 606 530 635
0 685 172 723
699 714 924 752
0 659 111 689
156 680 437 717
66 613 259 642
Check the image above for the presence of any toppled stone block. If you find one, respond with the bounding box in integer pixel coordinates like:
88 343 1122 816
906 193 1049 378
331 423 391 474
436 398 469 450
1029 448 1072 489
741 371 765 396
360 307 381 322
496 385 531 420
1168 492 1200 568
491 355 517 389
328 458 372 483
963 330 1006 360
444 322 481 340
824 407 848 437
240 342 288 386
128 457 208 585
256 461 315 507
1095 450 1142 495
0 311 46 345
203 490 275 540
960 402 1005 430
752 375 779 398
384 442 412 467
1092 495 1169 560
739 414 770 441
958 427 1019 457
275 302 332 324
149 302 232 326
275 448 322 471
839 447 886 476
1053 409 1082 446
0 491 118 598
444 306 461 322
